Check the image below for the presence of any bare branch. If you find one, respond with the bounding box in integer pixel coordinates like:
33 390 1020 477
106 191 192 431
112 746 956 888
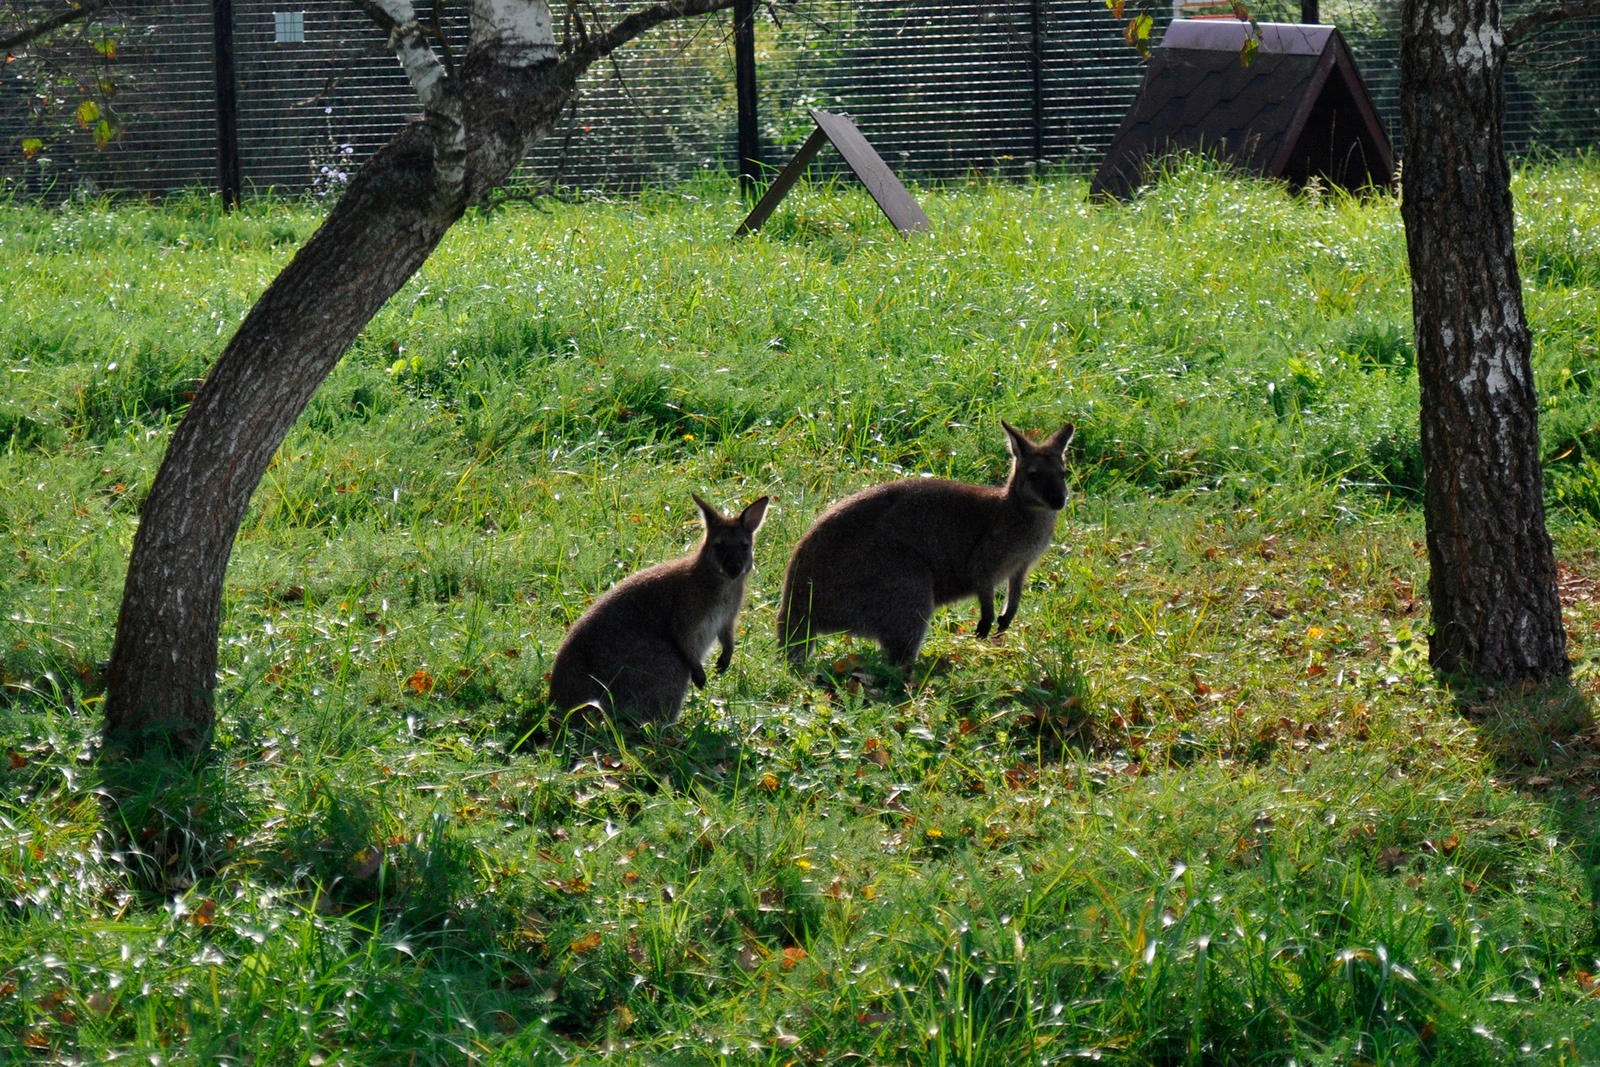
557 0 734 81
429 0 454 75
349 0 400 33
1 0 117 55
1505 0 1600 49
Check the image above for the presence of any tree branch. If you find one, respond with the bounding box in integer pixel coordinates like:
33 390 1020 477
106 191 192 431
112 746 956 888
349 0 400 33
1 0 117 55
1505 0 1600 49
354 0 464 196
556 0 734 82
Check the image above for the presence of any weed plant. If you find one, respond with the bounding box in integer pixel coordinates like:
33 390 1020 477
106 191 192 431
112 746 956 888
3 161 1600 1063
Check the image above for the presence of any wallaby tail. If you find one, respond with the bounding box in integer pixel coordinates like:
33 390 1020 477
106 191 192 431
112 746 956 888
776 575 815 670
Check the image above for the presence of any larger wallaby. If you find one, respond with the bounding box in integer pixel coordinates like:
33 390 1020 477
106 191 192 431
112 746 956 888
778 422 1074 669
549 495 769 724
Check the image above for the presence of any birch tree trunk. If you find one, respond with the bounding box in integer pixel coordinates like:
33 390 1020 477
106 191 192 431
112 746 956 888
1399 0 1569 682
103 0 734 750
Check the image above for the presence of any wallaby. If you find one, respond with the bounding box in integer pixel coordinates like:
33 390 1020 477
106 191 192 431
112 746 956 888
778 422 1074 669
549 494 769 725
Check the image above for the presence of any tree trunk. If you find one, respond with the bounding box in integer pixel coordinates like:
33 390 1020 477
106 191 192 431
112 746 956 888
102 127 460 747
103 0 734 751
103 64 570 749
1399 0 1568 682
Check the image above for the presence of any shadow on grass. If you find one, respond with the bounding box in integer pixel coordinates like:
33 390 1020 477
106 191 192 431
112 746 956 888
94 743 508 940
94 747 249 899
1457 679 1600 907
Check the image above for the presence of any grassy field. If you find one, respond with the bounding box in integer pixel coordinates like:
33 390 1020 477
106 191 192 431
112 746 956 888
4 159 1600 1064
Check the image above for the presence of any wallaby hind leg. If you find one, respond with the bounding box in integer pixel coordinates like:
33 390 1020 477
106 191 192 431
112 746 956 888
858 569 935 670
782 630 816 670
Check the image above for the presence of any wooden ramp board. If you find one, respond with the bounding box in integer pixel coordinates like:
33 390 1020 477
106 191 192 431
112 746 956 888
736 108 930 237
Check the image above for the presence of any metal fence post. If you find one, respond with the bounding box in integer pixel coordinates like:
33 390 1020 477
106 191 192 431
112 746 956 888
734 0 760 195
213 0 242 209
1031 0 1045 169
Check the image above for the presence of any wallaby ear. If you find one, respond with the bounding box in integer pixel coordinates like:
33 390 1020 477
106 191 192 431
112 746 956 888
1001 420 1030 458
1046 423 1075 455
739 496 770 533
691 493 722 528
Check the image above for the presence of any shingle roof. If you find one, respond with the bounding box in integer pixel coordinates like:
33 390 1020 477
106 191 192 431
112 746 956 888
1091 20 1394 199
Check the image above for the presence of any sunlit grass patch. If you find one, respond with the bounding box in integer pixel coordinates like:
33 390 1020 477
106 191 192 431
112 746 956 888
3 160 1600 1063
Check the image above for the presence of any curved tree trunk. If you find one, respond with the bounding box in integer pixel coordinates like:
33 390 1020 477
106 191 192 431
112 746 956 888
1399 0 1568 681
103 126 466 747
103 1 733 750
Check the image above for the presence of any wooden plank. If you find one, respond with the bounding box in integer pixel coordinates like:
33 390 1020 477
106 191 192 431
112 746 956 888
808 108 930 234
734 126 828 236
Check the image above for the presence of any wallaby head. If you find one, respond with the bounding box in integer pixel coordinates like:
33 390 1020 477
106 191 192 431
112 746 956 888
693 494 770 579
1003 422 1075 511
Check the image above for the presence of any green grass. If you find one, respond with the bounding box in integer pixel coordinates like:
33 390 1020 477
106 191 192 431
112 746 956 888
5 160 1600 1064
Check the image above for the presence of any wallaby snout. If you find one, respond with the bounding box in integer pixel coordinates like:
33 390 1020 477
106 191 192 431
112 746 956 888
778 421 1073 670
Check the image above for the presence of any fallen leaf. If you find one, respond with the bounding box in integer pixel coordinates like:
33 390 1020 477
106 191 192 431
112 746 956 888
759 772 780 792
736 944 762 972
191 898 216 927
1005 763 1037 790
350 846 384 880
781 946 808 970
569 931 602 954
405 668 435 695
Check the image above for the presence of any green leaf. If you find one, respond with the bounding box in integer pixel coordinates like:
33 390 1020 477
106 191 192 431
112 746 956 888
75 100 100 128
1126 14 1154 55
20 137 42 161
93 119 114 148
1240 36 1260 67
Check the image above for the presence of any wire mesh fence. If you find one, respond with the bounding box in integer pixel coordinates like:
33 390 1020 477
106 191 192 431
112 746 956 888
1 0 1596 202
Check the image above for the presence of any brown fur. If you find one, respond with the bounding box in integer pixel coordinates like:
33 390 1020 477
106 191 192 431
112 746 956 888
549 495 769 724
778 422 1074 668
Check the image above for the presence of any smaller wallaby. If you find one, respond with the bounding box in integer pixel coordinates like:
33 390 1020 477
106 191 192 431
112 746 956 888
778 422 1074 669
548 494 770 725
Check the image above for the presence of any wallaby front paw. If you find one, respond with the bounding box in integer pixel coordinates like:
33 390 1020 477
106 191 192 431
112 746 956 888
691 665 708 689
